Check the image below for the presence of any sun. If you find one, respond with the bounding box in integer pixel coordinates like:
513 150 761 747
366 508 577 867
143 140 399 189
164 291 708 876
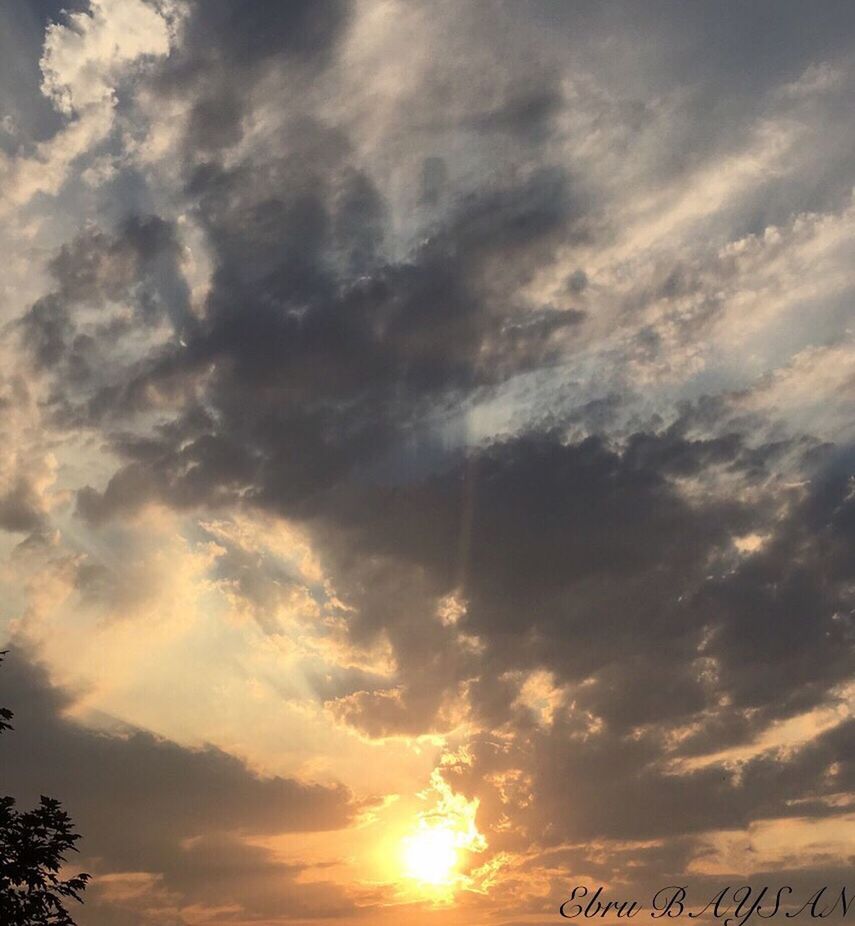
401 824 459 886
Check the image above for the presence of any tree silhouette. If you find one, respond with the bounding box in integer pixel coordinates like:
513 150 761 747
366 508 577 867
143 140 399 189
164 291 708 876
0 652 90 926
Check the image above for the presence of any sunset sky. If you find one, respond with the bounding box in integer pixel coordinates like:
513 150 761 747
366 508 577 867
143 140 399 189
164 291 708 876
1 1 854 924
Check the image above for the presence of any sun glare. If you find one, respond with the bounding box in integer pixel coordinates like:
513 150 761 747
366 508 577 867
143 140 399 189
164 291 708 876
395 766 488 896
402 825 459 886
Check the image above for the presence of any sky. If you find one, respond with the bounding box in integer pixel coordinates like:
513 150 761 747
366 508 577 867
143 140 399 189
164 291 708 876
0 1 854 924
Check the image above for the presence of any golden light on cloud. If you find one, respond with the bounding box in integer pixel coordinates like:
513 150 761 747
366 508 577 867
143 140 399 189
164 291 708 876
395 764 487 899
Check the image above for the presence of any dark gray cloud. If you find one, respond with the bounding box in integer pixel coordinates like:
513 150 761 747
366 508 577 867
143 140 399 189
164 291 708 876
472 710 855 848
0 474 47 533
14 214 196 442
149 0 352 160
173 0 350 71
18 215 192 385
0 648 366 921
65 162 586 525
0 0 68 155
314 429 853 741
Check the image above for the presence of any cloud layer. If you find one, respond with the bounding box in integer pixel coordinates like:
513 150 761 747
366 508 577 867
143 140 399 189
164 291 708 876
1 1 854 923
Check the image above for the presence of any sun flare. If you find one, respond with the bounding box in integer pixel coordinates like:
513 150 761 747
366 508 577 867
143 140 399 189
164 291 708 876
402 825 460 886
396 766 488 894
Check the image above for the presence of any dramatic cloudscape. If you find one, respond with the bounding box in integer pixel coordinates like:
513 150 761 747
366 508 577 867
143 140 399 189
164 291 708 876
1 1 854 924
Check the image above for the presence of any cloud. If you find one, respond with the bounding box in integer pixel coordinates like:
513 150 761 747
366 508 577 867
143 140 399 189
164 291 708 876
40 0 171 116
0 647 366 921
2 1 855 922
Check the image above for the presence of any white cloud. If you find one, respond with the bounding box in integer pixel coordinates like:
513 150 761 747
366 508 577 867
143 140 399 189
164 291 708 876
40 0 171 116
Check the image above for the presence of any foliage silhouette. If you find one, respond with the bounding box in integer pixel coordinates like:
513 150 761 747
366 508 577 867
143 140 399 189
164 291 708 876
0 652 90 926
